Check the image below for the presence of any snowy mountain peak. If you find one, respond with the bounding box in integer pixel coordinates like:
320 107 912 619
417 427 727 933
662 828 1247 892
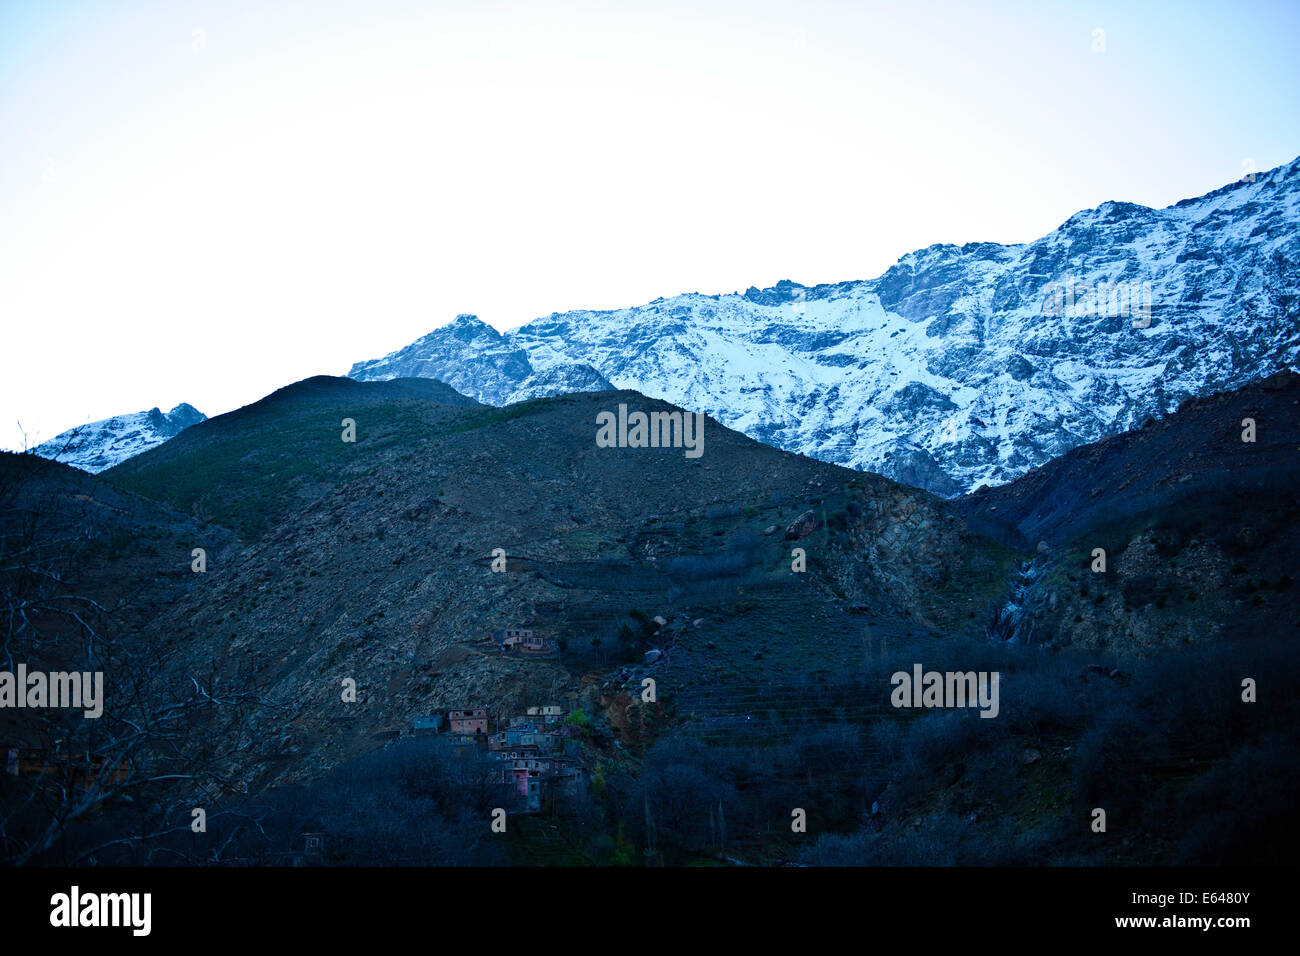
349 312 614 405
164 403 205 429
446 313 496 334
33 403 208 473
349 156 1300 495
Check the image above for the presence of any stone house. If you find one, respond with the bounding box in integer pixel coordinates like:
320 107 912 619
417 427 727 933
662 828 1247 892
448 708 488 735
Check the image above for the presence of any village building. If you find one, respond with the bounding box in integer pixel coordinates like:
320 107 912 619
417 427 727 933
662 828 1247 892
269 831 327 866
488 740 588 814
495 718 560 748
412 715 444 734
302 832 326 865
448 708 488 735
490 629 552 656
545 756 587 800
490 628 534 649
526 704 564 723
1 743 129 789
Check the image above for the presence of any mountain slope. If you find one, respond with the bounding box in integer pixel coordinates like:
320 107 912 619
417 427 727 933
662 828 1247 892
955 369 1300 550
104 376 481 539
350 156 1300 495
955 370 1300 653
32 403 206 473
97 377 1010 794
10 372 1298 867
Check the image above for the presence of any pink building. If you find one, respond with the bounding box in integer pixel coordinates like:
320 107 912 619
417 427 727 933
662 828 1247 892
448 708 488 735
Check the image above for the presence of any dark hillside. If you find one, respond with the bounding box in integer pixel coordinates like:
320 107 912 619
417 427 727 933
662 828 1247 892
5 373 1296 867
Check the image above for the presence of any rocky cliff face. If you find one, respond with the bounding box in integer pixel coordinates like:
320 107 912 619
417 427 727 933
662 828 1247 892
350 157 1300 495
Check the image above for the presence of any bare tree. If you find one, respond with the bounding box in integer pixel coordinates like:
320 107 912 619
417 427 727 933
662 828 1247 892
0 456 281 865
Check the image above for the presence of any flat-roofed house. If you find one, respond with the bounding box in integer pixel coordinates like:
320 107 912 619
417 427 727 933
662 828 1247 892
448 708 488 735
492 628 534 650
412 715 444 734
520 633 548 653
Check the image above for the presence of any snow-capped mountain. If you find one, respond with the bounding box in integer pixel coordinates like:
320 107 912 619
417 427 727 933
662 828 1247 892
351 157 1300 496
33 404 206 473
349 313 615 404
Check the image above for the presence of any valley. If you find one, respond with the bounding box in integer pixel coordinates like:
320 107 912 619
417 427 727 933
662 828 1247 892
2 370 1295 866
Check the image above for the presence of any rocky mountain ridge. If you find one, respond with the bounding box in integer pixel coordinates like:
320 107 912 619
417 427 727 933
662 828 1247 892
32 403 206 473
351 156 1300 495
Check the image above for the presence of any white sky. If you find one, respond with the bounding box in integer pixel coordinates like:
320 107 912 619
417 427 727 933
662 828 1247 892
2 0 1298 450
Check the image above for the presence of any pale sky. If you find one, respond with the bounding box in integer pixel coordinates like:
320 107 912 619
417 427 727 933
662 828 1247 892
2 0 1298 450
